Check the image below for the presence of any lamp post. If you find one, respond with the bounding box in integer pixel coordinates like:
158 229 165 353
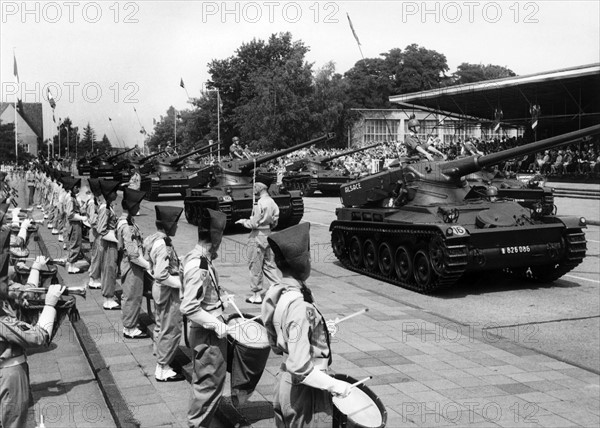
203 85 221 161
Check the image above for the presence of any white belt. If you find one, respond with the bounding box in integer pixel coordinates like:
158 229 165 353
0 354 26 369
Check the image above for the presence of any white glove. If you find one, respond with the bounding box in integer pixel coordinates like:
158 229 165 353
301 368 351 398
44 284 65 307
185 309 228 339
162 274 182 289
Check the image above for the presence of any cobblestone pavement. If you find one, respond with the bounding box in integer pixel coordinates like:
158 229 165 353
7 175 599 427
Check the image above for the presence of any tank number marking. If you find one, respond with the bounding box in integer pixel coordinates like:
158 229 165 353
450 226 466 235
222 195 232 202
344 183 361 193
501 246 531 255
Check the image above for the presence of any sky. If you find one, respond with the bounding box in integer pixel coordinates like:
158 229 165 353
1 0 599 150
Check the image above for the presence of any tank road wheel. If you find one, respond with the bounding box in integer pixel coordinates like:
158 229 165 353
331 230 346 258
429 236 447 276
413 250 436 291
394 246 412 282
363 239 378 272
348 236 363 268
377 243 394 277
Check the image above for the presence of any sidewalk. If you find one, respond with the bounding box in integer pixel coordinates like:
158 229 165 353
31 215 600 428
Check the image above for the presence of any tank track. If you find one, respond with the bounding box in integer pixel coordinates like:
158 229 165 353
331 223 468 293
521 228 587 282
283 177 315 195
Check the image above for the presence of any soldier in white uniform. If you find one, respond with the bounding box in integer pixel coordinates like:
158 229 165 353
181 208 229 427
236 182 280 304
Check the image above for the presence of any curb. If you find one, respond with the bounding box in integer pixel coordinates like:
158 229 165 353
38 232 141 428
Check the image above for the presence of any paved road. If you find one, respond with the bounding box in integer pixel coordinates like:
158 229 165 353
132 192 600 373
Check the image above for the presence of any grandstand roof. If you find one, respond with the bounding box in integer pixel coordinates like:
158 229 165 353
389 63 600 134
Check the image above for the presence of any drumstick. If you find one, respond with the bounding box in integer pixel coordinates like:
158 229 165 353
334 308 369 325
226 315 261 331
227 295 246 320
349 376 372 389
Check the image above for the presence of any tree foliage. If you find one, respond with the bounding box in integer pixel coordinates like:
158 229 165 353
79 122 97 157
452 63 516 85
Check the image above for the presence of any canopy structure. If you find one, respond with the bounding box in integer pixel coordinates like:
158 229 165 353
389 63 600 138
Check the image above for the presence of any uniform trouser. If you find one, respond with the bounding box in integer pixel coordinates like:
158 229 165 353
152 284 182 366
187 323 227 428
62 216 70 243
273 370 333 428
0 363 29 428
248 230 279 293
88 228 101 280
67 221 83 264
57 211 66 233
27 185 35 206
121 261 144 329
100 239 118 298
47 205 55 224
34 186 42 205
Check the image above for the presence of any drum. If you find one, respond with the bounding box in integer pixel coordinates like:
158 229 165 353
17 296 79 341
13 264 58 287
331 374 387 428
226 313 271 404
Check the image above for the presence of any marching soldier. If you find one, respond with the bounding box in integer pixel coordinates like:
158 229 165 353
97 180 121 310
63 177 88 274
116 188 150 339
86 179 103 289
144 206 184 382
180 208 229 426
236 182 280 304
261 223 350 427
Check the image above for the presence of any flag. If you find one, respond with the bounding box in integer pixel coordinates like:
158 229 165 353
493 123 501 132
530 104 540 130
180 78 185 88
347 13 361 46
108 117 112 121
13 53 19 83
133 106 137 112
47 88 56 109
16 98 24 114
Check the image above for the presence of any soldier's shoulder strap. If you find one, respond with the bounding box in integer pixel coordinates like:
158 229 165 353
273 289 303 342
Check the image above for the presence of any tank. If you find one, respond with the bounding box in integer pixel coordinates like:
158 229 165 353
330 125 600 293
77 152 106 175
90 147 136 181
184 133 336 229
283 142 383 196
140 145 216 200
128 151 166 175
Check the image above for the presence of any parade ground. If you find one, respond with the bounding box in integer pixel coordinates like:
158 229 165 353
15 178 600 428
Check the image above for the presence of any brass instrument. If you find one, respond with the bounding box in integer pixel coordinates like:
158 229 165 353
23 286 87 299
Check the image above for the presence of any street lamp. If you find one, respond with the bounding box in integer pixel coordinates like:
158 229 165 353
203 84 221 161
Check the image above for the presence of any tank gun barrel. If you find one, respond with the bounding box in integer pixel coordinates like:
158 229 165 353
133 150 166 164
239 133 335 172
106 147 136 162
441 125 600 178
168 145 215 165
319 142 382 163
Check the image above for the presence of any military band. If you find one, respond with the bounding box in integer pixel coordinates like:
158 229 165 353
1 165 366 428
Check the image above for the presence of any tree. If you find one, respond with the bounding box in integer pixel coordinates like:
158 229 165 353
208 32 321 149
395 44 449 93
79 122 97 156
146 106 195 153
452 63 516 85
0 121 17 161
311 62 350 147
53 117 79 159
95 134 112 153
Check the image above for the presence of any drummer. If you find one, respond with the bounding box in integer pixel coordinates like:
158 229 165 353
180 208 229 427
261 223 350 427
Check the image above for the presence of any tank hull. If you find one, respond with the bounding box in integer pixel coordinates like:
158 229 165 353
140 173 192 201
283 171 360 196
184 184 304 230
330 202 586 293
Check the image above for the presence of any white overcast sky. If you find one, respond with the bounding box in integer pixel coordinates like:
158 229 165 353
1 0 599 149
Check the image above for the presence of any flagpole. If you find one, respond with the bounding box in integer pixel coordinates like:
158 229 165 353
217 90 221 162
174 109 177 149
14 49 18 163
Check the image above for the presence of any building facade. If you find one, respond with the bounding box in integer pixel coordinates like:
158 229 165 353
0 102 44 156
350 108 520 147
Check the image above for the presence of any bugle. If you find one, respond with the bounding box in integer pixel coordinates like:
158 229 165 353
24 286 87 299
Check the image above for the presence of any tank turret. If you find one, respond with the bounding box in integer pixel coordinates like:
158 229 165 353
90 147 136 179
214 133 335 186
130 151 166 166
156 145 216 173
104 147 136 163
331 125 599 293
